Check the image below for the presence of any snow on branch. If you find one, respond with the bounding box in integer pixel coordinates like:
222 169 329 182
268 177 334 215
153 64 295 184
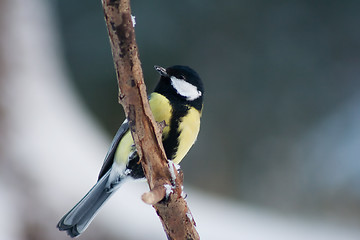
101 0 199 239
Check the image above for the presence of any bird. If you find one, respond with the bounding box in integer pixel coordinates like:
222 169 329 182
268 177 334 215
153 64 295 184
57 65 204 237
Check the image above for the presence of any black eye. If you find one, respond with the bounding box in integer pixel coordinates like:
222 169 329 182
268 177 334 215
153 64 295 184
177 75 185 80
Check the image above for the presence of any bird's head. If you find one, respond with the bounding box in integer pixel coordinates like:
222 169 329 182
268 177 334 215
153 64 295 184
154 65 204 102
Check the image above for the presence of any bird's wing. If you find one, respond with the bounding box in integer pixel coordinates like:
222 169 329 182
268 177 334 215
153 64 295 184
98 119 129 180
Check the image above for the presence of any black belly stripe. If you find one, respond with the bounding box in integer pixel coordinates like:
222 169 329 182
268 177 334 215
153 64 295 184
162 104 189 160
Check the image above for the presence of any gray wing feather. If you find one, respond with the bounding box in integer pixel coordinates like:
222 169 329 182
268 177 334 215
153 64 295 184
98 119 129 180
58 120 131 237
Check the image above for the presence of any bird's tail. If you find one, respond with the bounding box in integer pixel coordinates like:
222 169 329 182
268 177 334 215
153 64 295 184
57 171 115 237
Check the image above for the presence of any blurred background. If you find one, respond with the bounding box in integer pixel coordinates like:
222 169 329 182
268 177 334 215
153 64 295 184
55 0 360 217
1 0 360 239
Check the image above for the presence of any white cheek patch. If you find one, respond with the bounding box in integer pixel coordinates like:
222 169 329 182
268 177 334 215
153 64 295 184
170 76 202 101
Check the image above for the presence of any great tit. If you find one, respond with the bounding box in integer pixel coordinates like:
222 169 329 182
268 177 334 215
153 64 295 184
57 65 204 237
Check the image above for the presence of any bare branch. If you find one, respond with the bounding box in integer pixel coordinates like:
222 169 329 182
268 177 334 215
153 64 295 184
101 0 200 239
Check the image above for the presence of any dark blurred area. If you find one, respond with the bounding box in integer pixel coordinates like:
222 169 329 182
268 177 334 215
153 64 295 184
55 0 360 220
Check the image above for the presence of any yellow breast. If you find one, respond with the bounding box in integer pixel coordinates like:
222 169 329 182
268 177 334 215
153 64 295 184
114 92 201 165
172 107 201 164
148 93 172 137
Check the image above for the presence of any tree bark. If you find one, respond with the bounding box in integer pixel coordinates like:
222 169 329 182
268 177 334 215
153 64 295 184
101 0 200 239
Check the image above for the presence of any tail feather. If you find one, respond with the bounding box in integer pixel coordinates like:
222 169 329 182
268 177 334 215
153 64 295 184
57 171 114 237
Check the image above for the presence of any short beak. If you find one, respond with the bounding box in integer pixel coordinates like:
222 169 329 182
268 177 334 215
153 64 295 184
154 65 168 77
